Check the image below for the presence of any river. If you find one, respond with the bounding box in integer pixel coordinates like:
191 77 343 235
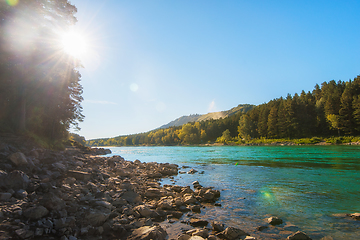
104 145 360 239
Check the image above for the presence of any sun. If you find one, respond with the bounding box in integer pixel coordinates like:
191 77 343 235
61 30 88 59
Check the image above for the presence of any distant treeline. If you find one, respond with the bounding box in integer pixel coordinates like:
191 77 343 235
87 76 360 146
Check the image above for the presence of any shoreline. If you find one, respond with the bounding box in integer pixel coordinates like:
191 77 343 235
0 138 358 239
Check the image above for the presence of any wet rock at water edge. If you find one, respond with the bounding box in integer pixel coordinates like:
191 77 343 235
189 218 209 227
187 169 198 174
349 212 360 220
287 231 312 240
268 216 283 225
216 226 249 240
211 221 225 232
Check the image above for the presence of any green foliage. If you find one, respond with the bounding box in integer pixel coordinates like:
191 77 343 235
0 0 83 141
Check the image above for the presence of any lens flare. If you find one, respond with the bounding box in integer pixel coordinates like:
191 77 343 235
6 0 19 6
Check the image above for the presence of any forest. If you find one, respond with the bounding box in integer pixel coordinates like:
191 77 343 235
0 0 84 143
87 76 360 147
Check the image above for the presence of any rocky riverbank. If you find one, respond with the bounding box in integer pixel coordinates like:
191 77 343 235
0 137 326 240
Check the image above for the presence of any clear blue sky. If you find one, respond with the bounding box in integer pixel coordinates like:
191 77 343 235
70 0 360 140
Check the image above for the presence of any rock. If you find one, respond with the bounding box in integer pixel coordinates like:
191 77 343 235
52 162 67 172
122 190 142 203
68 170 91 181
157 198 173 210
191 229 209 238
6 170 30 190
183 194 197 204
244 236 256 240
207 235 220 240
188 237 205 240
0 192 12 201
256 225 268 231
189 218 209 227
41 192 65 211
145 188 162 198
268 216 283 225
188 169 198 174
64 177 77 185
15 228 34 239
95 200 112 210
54 217 76 229
217 227 248 240
133 205 154 218
287 231 312 240
191 205 201 213
23 206 49 220
350 213 360 220
14 189 28 199
129 225 167 240
178 234 191 240
85 211 109 226
8 152 28 166
211 221 225 232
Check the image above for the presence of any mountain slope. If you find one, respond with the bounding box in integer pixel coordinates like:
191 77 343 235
159 104 254 129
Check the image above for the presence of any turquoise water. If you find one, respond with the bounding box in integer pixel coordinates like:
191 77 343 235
105 145 360 239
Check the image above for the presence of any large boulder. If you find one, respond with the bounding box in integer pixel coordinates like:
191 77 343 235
23 206 49 220
4 170 30 190
8 152 28 166
129 225 167 240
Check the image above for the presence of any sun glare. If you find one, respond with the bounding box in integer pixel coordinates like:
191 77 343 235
61 30 88 59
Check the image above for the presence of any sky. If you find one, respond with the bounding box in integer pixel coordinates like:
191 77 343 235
69 0 360 140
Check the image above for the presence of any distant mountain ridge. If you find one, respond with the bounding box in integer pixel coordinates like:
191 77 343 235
159 104 255 129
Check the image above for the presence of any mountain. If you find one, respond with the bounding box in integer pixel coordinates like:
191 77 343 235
159 104 255 129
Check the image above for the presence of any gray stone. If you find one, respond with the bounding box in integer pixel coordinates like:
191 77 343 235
68 170 91 181
218 227 248 240
178 234 191 240
129 225 167 240
192 229 209 238
41 192 65 211
211 221 225 232
52 162 67 172
15 228 34 239
23 206 49 220
268 216 283 225
145 188 162 198
133 205 154 218
189 236 205 240
0 192 12 201
287 231 312 240
15 189 28 199
6 170 30 190
189 218 209 227
8 152 28 166
122 190 142 203
85 211 109 226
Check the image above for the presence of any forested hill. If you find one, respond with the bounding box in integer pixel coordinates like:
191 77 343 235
159 104 254 129
87 75 360 147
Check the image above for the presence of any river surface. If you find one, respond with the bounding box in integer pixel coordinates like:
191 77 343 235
104 145 360 239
